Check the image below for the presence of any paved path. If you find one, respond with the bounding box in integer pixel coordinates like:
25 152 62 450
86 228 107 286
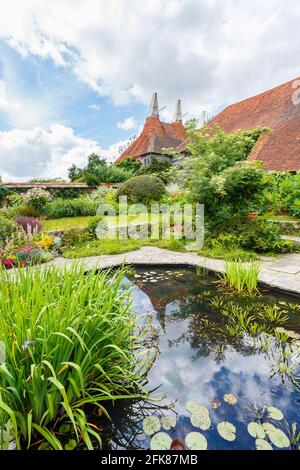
47 247 300 297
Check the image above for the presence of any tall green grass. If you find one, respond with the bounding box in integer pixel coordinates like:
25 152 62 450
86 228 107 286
221 260 261 294
0 264 149 450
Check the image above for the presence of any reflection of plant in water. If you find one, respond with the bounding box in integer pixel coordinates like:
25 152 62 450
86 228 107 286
99 396 177 450
142 399 298 450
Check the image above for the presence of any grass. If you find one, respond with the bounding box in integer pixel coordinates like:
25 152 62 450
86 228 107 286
0 264 149 450
199 246 257 261
43 216 100 231
221 260 261 294
43 214 152 231
258 213 300 223
63 238 186 259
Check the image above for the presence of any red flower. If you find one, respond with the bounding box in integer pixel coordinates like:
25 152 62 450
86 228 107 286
1 258 14 269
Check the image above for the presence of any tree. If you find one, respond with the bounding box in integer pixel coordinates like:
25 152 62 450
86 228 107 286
116 157 141 174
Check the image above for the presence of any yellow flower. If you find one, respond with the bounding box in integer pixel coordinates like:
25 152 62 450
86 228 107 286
36 234 54 250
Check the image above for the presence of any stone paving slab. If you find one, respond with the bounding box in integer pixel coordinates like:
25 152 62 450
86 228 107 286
12 247 300 297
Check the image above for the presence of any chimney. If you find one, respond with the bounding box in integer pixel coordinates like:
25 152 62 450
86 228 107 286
173 99 182 122
148 92 160 119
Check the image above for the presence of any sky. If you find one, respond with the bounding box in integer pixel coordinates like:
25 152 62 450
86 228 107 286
0 0 299 181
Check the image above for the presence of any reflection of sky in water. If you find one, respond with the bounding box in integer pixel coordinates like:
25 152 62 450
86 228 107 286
105 268 300 450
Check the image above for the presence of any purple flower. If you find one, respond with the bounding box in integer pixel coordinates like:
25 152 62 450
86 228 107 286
22 339 35 351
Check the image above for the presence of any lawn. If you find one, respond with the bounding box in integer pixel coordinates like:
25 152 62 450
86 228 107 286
258 213 300 222
43 214 153 231
63 238 186 258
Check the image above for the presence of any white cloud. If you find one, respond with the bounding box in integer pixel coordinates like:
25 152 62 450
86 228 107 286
0 0 299 118
117 116 138 131
0 124 129 181
88 104 101 111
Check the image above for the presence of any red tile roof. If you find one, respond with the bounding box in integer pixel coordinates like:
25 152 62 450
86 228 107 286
176 77 300 171
116 116 187 163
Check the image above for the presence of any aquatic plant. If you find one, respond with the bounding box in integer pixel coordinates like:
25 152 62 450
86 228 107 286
221 260 260 294
0 264 150 450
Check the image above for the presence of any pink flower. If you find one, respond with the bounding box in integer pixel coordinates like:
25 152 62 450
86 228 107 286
1 258 14 269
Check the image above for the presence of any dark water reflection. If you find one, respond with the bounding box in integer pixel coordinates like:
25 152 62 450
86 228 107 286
100 267 300 450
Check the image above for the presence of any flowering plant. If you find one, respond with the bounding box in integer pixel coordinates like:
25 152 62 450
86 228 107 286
22 188 52 210
36 234 54 250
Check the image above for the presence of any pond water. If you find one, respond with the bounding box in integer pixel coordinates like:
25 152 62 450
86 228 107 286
99 267 300 450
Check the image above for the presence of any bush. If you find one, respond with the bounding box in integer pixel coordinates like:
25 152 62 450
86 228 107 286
62 228 92 248
43 197 96 219
0 265 148 449
235 221 295 253
0 216 17 239
14 216 41 233
116 175 165 204
22 188 52 211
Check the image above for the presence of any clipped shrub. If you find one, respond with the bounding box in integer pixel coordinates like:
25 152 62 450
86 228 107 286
43 197 96 219
22 188 52 211
116 175 165 204
14 216 41 233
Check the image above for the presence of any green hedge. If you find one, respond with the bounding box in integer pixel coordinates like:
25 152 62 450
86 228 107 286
43 198 96 219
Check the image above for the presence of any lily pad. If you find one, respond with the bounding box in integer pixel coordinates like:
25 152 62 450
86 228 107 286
255 439 273 450
186 400 209 416
143 416 161 436
223 393 237 405
191 413 211 431
268 428 290 449
247 422 265 439
262 422 277 434
217 422 236 442
150 432 172 450
267 406 284 421
185 432 208 450
161 415 176 431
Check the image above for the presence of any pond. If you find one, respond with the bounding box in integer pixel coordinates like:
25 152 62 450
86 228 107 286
98 267 300 450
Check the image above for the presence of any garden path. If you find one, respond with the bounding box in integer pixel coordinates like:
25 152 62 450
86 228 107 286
47 247 300 297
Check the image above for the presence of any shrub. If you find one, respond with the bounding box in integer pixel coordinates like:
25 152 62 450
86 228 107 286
85 216 104 238
62 228 92 248
22 188 52 211
235 221 295 253
0 216 17 239
14 216 41 233
0 265 148 449
43 197 96 219
116 175 165 204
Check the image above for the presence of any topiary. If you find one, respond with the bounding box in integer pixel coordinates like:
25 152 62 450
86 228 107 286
116 175 165 204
